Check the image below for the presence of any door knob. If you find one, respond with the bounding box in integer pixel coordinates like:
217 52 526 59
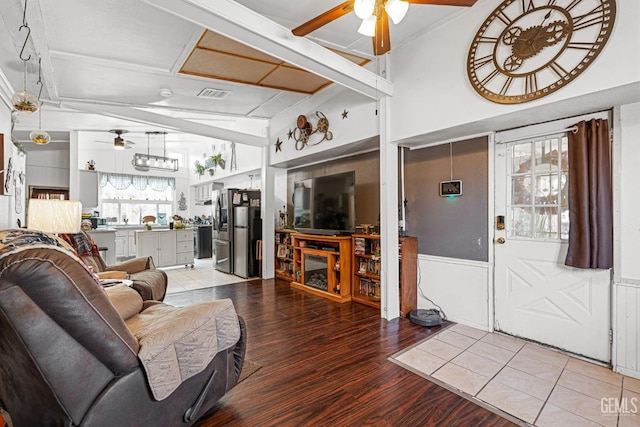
496 237 506 244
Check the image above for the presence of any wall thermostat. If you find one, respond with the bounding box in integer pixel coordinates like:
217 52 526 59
440 180 462 197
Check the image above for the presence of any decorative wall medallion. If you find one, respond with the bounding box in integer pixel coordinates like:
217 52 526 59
467 0 616 104
289 111 333 151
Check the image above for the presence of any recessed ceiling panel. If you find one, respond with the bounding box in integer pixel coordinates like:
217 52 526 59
198 31 281 64
260 66 332 94
181 48 278 85
180 30 369 95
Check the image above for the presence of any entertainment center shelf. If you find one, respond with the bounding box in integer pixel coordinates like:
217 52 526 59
352 234 417 317
275 229 296 281
290 233 352 303
276 231 417 315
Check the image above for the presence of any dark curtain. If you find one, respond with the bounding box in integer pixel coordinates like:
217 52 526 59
565 119 613 269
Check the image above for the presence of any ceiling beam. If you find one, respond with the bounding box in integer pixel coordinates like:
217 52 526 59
140 0 393 100
62 101 269 147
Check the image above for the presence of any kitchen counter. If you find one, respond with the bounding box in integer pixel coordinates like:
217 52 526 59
88 228 117 233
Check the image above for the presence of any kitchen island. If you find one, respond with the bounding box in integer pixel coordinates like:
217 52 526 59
135 229 195 268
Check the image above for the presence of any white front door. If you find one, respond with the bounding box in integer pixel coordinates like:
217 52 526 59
494 131 611 362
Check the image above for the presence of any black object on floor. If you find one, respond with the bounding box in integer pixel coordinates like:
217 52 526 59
409 309 443 327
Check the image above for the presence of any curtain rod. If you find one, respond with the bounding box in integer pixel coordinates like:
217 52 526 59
496 126 578 144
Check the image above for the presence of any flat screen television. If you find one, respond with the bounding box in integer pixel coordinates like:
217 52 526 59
293 171 356 235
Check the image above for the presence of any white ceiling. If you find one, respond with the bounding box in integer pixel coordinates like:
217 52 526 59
0 0 474 151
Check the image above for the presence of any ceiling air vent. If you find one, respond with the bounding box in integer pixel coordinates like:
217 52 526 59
196 88 231 99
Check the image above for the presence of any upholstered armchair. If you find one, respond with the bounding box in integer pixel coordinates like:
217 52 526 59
60 231 168 301
0 229 246 426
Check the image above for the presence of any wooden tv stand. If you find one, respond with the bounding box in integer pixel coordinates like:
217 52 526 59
290 233 352 303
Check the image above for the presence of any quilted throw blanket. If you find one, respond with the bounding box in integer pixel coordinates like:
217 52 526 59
126 299 240 400
0 229 77 261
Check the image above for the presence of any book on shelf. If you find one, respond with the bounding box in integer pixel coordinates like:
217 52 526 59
358 278 381 298
354 237 366 255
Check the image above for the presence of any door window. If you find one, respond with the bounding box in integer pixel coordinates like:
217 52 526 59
509 135 569 240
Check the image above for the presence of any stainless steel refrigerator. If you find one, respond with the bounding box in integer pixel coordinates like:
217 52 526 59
233 205 261 278
212 188 235 273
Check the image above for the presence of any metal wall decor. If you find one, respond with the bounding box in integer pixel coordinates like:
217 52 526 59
287 111 333 151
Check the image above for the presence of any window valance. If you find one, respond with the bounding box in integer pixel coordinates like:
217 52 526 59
99 172 175 192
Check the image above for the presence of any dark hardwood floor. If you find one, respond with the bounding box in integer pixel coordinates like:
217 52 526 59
165 279 517 427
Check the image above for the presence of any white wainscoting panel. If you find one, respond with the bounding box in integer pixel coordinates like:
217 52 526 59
416 255 490 330
614 282 640 379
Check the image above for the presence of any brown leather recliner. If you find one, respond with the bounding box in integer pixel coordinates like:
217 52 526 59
60 231 168 301
0 229 246 426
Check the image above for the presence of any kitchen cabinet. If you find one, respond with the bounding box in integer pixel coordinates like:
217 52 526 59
176 230 195 266
78 170 99 208
115 229 139 260
195 182 212 203
136 229 194 268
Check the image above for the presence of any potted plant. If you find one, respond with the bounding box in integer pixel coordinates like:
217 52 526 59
194 160 205 176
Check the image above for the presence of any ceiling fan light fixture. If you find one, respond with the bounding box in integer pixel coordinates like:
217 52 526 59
385 0 409 24
354 0 375 19
358 15 377 37
114 137 126 150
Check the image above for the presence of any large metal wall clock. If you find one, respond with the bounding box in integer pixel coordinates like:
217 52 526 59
467 0 616 104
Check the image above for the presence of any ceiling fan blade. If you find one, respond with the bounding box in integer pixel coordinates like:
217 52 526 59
405 0 477 6
373 10 391 56
292 1 354 36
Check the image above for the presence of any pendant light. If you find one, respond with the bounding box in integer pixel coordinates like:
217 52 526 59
132 132 179 172
30 59 50 145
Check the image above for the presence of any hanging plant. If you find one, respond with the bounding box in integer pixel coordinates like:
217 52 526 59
194 160 205 176
210 153 222 167
10 110 26 156
208 168 215 176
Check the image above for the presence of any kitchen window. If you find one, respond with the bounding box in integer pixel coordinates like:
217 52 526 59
99 173 175 225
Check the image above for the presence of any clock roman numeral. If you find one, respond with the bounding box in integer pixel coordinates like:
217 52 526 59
472 54 493 70
572 4 606 31
525 73 538 93
495 10 513 26
477 36 499 44
549 61 569 78
499 77 514 96
565 0 584 12
521 0 535 13
480 69 501 86
567 41 598 51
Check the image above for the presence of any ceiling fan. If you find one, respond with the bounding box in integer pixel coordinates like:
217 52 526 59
96 129 135 150
292 0 477 56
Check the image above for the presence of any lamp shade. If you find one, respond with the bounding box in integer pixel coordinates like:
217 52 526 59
385 0 409 24
358 15 377 37
354 0 375 19
28 199 83 234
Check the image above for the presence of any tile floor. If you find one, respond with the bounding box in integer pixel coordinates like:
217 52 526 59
161 258 246 294
392 323 640 427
